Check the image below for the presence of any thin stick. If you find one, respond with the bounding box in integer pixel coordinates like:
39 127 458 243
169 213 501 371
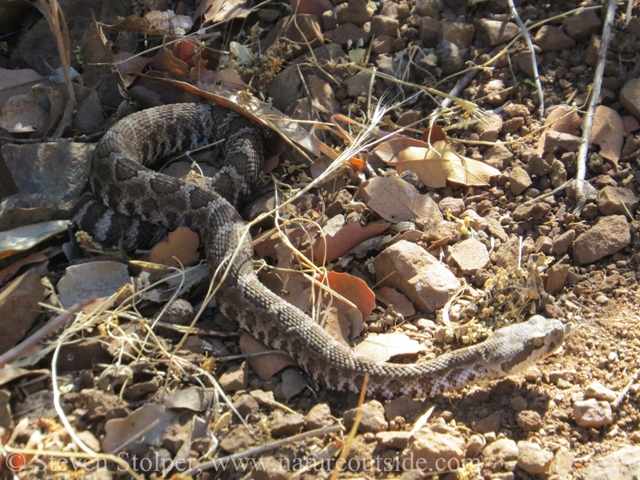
612 371 639 410
574 0 617 214
182 425 342 475
507 0 544 117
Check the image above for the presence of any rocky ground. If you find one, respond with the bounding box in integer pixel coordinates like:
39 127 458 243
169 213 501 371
1 0 640 478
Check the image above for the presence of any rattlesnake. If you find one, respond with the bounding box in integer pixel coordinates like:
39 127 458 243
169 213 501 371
73 103 565 399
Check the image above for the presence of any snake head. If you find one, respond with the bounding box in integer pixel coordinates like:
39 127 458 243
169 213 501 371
499 315 566 374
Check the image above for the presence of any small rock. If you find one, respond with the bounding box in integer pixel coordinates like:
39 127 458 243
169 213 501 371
475 19 519 46
450 238 489 275
419 17 441 47
437 40 467 76
485 142 514 169
440 21 475 49
527 153 554 176
374 240 461 313
495 236 519 268
573 215 631 264
400 425 465 473
544 131 581 154
514 50 542 78
513 202 552 221
517 410 544 432
384 395 424 421
573 399 613 427
583 446 640 480
414 0 439 16
510 396 527 411
597 186 639 216
305 403 333 430
336 0 371 26
372 35 396 54
219 426 255 453
517 441 554 474
473 411 501 433
466 434 485 457
504 104 530 118
269 410 305 437
549 446 575 478
344 400 388 433
397 109 422 127
481 79 508 107
502 116 525 134
438 197 465 216
371 15 399 37
483 438 519 472
253 456 288 480
510 167 532 195
477 113 503 142
563 9 602 40
321 10 337 31
546 264 570 294
552 230 576 255
160 299 194 325
233 394 259 417
621 78 640 120
535 235 553 254
377 431 412 449
585 381 618 402
325 23 371 48
344 70 374 98
219 362 248 392
534 26 576 52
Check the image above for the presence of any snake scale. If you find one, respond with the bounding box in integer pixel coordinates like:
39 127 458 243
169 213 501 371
73 103 565 399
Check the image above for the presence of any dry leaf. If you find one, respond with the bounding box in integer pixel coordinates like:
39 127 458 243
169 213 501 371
239 332 296 379
0 97 49 132
312 217 388 263
422 124 447 143
322 271 375 323
374 286 416 317
360 176 443 225
195 0 251 24
354 332 427 363
590 105 623 168
57 261 130 307
0 68 48 110
546 106 581 135
0 220 68 259
149 226 200 269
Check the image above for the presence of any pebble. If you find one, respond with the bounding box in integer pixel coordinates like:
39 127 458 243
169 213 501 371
510 396 528 411
552 230 576 255
583 446 640 480
474 19 520 46
344 70 374 97
269 410 305 437
466 434 485 457
219 362 249 392
585 381 618 402
384 395 424 421
253 457 288 480
450 237 490 275
509 167 532 195
517 441 554 474
477 113 503 142
305 403 333 430
517 410 544 432
546 264 570 295
374 240 460 313
440 21 475 49
597 186 639 216
371 15 399 37
544 131 582 154
534 26 576 52
620 78 640 120
336 0 371 26
376 431 412 449
573 215 631 265
573 399 614 427
400 425 465 473
325 23 372 48
512 202 552 221
473 411 502 433
219 426 255 453
562 9 602 40
483 438 519 473
233 394 260 417
343 400 388 433
438 197 465 216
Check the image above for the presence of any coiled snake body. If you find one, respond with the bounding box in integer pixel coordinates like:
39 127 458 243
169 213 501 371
74 103 565 399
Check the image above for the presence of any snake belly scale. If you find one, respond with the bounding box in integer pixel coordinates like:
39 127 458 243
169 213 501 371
74 103 565 399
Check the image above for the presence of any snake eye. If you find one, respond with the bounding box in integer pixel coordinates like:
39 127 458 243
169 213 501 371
529 336 545 348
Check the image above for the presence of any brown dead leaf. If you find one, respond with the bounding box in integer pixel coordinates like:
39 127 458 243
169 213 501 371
622 115 640 133
354 332 427 363
195 0 252 23
239 332 296 379
109 10 193 36
114 53 152 87
322 271 375 323
360 176 443 226
590 105 623 169
0 220 68 259
374 286 416 317
0 97 49 133
422 124 447 143
149 226 200 269
312 217 388 263
214 68 251 90
162 44 190 78
0 68 48 110
546 106 581 135
0 249 51 287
